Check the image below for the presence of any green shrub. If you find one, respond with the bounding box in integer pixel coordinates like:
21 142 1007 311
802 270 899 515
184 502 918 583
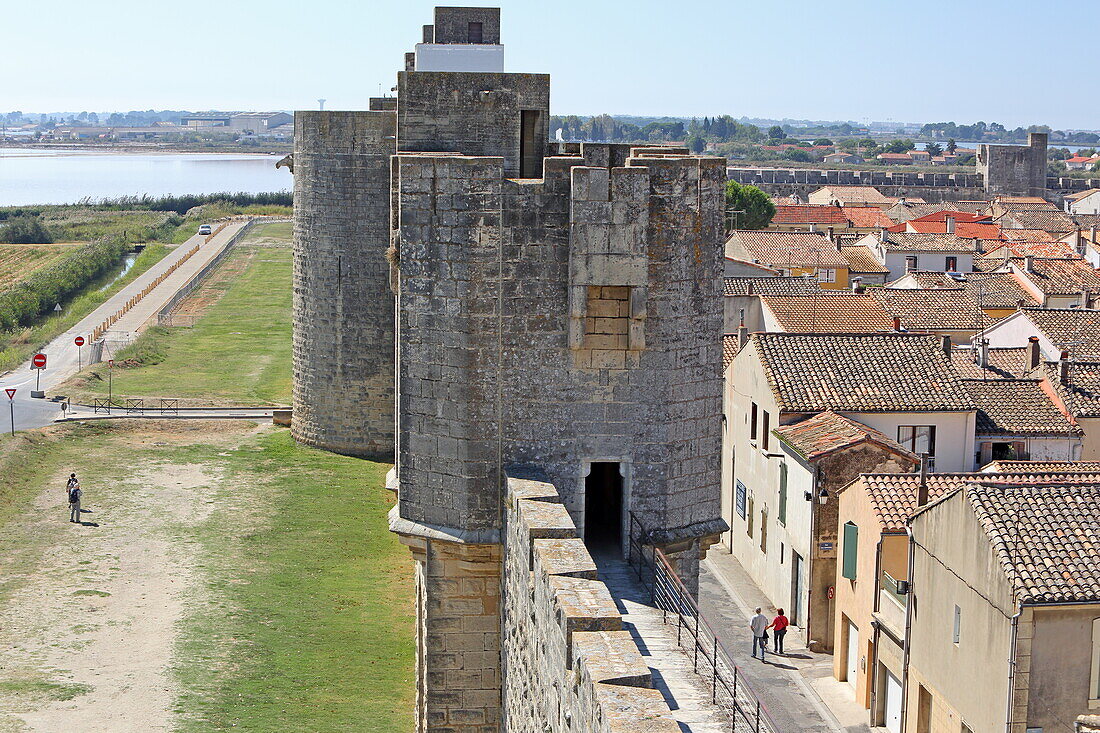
0 237 129 329
0 215 54 244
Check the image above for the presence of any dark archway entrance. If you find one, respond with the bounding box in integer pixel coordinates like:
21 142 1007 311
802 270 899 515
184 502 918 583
584 462 623 550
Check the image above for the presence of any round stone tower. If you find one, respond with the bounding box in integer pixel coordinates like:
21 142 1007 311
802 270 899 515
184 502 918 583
291 110 397 458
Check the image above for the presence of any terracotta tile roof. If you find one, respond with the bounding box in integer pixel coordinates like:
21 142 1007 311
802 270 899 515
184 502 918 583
725 256 782 275
759 294 894 332
909 211 993 225
774 410 918 462
771 204 848 225
885 201 961 223
840 245 890 274
814 186 892 205
983 460 1100 472
999 209 1079 233
1011 257 1100 295
1065 189 1100 202
1042 361 1100 417
860 472 1100 538
995 196 1054 207
871 288 992 331
892 271 1038 309
1001 229 1059 243
1075 214 1100 230
752 332 975 413
964 481 1100 603
724 276 822 296
841 206 894 228
881 232 979 252
723 334 743 369
950 347 1033 379
962 379 1079 436
903 220 1003 239
1025 309 1100 359
726 230 849 268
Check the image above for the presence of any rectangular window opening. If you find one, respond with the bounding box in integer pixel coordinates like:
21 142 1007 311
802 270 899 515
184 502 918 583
952 604 961 644
842 521 858 580
520 110 543 179
761 411 771 451
467 21 483 43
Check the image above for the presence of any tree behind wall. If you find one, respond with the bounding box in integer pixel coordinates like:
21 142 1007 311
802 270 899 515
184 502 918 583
725 181 776 231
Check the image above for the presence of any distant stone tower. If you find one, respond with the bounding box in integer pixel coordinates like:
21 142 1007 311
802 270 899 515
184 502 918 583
291 8 729 730
978 132 1049 197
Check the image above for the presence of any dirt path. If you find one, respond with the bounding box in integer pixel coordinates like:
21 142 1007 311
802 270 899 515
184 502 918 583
0 424 254 732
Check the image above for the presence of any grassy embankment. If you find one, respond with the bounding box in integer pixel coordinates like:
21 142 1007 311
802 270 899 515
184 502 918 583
65 221 293 405
0 216 413 730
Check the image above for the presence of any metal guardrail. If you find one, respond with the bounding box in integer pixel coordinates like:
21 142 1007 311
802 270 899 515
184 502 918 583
628 512 780 733
157 217 288 327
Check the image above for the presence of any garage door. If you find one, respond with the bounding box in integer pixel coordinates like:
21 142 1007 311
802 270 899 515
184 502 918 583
846 621 858 689
884 669 902 733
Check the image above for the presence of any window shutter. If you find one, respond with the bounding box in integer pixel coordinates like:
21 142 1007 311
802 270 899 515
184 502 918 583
979 442 993 467
778 463 788 526
762 411 771 451
842 522 858 580
1012 441 1027 460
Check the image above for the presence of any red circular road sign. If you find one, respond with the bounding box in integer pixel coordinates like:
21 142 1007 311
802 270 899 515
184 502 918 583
74 336 85 347
32 353 47 369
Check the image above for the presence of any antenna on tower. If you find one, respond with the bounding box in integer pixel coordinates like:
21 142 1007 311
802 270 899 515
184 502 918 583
318 99 327 111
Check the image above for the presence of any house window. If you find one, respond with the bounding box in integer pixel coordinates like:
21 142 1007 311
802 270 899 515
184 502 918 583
467 21 483 43
747 495 755 537
750 403 758 441
842 521 858 580
905 255 918 272
778 462 788 526
953 604 961 644
735 480 747 520
1091 617 1100 703
760 507 768 553
761 411 771 451
898 426 937 468
817 268 836 283
945 256 958 272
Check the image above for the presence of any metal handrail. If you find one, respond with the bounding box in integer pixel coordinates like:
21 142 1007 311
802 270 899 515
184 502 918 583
628 511 780 733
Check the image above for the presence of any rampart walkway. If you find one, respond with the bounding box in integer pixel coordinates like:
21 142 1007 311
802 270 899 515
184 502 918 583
594 551 736 732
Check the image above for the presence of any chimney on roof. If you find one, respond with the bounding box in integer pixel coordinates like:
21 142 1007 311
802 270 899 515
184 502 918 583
1029 336 1041 370
899 197 907 206
941 334 952 356
1025 255 1035 273
917 453 930 507
809 223 818 233
879 227 888 243
1077 229 1086 256
979 338 990 368
1060 350 1070 385
1092 226 1097 246
851 276 865 293
946 215 956 234
747 281 754 295
738 323 749 349
893 316 902 331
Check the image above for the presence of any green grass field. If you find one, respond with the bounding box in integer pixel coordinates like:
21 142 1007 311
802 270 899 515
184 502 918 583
68 223 292 405
0 422 414 732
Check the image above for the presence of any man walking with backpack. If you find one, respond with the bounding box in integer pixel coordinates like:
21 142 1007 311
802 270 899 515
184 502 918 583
66 475 82 523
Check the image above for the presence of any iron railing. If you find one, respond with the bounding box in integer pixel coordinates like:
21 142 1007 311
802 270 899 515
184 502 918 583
628 512 780 733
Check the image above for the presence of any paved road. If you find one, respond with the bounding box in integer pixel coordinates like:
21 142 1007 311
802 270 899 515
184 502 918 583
0 221 248 432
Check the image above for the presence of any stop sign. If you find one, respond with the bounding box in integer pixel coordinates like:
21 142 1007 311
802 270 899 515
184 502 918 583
32 353 46 369
74 336 85 347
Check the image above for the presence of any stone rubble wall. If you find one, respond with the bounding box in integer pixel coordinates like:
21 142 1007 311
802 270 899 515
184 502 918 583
502 474 680 733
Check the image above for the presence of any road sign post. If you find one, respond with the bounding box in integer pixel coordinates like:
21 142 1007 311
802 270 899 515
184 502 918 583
108 359 114 405
5 388 14 436
75 336 85 372
31 353 46 393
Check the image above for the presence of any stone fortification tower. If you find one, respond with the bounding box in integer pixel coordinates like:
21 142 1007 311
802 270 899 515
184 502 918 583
978 132 1049 197
291 8 728 730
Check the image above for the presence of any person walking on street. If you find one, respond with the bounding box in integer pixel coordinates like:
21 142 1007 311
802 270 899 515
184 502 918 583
67 474 78 491
750 607 769 660
767 609 790 655
67 481 82 523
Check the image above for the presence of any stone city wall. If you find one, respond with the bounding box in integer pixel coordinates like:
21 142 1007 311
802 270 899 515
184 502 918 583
726 167 987 203
502 474 680 732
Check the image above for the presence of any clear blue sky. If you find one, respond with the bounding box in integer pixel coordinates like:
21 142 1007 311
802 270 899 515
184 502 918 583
6 0 1096 130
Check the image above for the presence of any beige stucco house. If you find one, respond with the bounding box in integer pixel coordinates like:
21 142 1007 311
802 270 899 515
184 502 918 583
907 476 1100 733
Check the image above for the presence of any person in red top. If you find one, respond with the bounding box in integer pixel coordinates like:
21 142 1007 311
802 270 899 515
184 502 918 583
767 609 790 654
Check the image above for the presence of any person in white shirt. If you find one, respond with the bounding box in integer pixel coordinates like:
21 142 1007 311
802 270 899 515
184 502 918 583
750 608 769 660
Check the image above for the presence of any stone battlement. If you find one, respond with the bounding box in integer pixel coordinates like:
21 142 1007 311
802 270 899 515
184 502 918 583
503 474 680 732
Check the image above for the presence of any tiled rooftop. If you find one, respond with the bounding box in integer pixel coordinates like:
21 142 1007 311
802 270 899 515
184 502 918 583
752 332 975 413
871 287 992 331
814 186 892 205
983 460 1100 472
1010 257 1100 295
892 271 1037 309
1000 209 1078 233
1025 309 1100 359
950 347 1034 380
962 379 1079 436
966 481 1100 603
726 230 849 268
1043 361 1100 417
841 206 894 228
880 232 979 252
840 245 890 274
774 410 917 462
722 333 742 369
771 204 848 225
760 294 893 333
724 276 821 296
